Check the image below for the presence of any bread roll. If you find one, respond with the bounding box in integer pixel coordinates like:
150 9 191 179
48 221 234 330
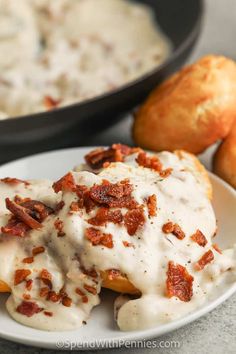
133 55 236 154
213 123 236 188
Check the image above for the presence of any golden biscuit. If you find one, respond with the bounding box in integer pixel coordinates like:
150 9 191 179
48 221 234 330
213 123 236 188
133 55 236 154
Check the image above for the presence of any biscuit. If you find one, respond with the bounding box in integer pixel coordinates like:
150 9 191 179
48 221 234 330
213 123 236 188
133 55 236 154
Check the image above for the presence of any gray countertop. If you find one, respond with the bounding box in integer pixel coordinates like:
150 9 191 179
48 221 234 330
1 0 236 353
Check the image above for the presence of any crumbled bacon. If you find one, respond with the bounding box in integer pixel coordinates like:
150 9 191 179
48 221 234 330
23 294 31 301
136 152 163 172
70 201 80 212
122 240 134 248
16 301 42 317
191 230 208 247
54 218 65 237
1 217 30 237
2 198 53 237
55 201 65 213
212 243 222 254
25 279 33 291
159 168 173 178
44 95 61 110
76 185 97 213
84 144 140 169
32 246 45 256
195 250 214 271
107 269 121 280
85 227 113 248
90 180 137 209
40 269 52 288
53 172 76 193
19 200 54 222
62 296 72 307
87 207 123 226
44 311 53 317
166 261 194 302
22 257 34 264
0 177 29 186
47 291 61 303
83 284 97 295
75 288 88 303
14 269 31 286
5 198 42 229
124 207 145 236
146 194 157 217
39 287 49 298
162 222 185 240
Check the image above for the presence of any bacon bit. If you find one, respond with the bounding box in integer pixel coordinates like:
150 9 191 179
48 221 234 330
55 201 65 213
191 230 208 247
107 269 121 280
159 168 173 178
85 228 114 248
40 269 52 288
23 294 31 301
76 288 85 296
136 152 163 172
22 257 34 264
62 296 72 307
122 240 134 248
70 201 80 212
90 180 137 209
124 207 145 236
84 144 139 169
54 218 65 237
146 194 157 217
81 267 98 279
53 172 76 193
14 269 31 286
162 222 185 240
32 246 45 256
16 301 42 317
162 222 175 233
212 243 222 254
47 291 60 303
172 224 185 240
75 288 88 303
76 185 97 213
26 279 33 291
19 200 54 222
1 217 30 237
44 311 53 317
87 207 123 226
195 250 214 271
2 198 53 237
44 95 61 110
39 287 49 298
5 198 42 230
0 177 29 186
83 284 97 295
166 261 194 302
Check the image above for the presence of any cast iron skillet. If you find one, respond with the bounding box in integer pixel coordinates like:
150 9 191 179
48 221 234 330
0 0 203 162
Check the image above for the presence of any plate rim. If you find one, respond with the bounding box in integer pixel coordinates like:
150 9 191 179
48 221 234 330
0 146 235 350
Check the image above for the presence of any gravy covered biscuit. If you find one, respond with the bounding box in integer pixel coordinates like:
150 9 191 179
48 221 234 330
0 145 236 332
133 56 236 154
213 123 236 188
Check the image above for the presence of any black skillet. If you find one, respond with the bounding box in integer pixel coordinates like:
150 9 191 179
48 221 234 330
0 0 203 163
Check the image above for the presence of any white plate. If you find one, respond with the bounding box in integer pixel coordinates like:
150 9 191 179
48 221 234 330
0 147 236 350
